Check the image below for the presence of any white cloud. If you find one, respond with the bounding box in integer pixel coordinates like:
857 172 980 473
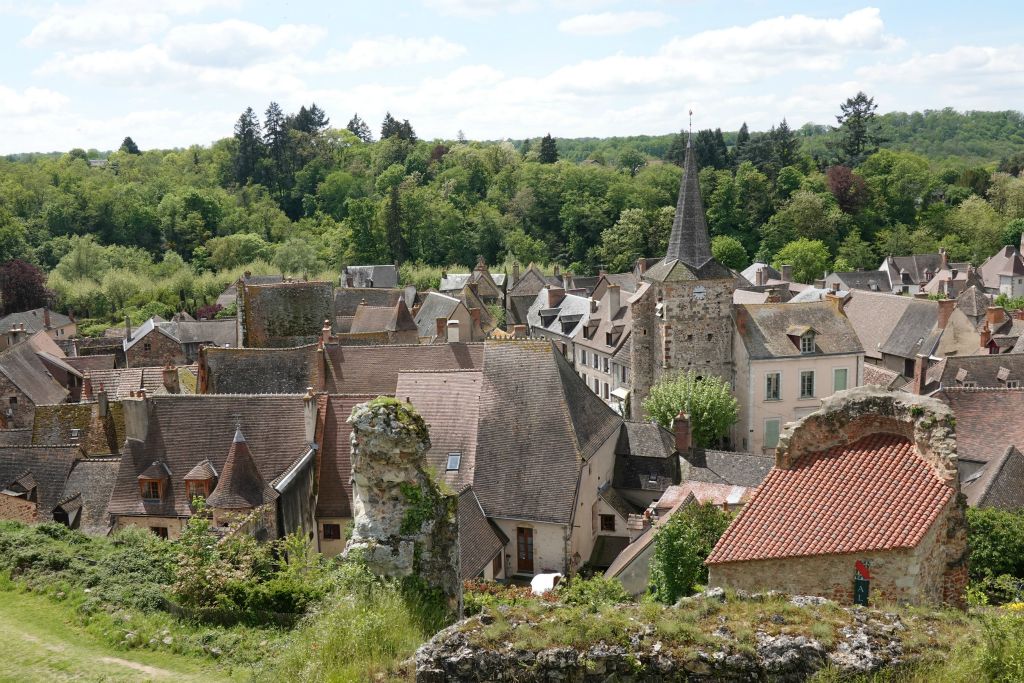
558 11 672 36
0 85 68 116
421 0 535 17
163 20 325 67
325 36 466 71
38 45 182 86
23 10 170 48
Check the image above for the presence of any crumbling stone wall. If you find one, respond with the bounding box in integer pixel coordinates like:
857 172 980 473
242 281 334 348
346 397 460 609
657 277 736 387
0 494 38 523
0 375 34 429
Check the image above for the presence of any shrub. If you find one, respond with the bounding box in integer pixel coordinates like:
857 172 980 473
556 575 630 612
649 502 733 604
980 612 1024 682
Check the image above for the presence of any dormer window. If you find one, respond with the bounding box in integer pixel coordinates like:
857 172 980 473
183 459 218 506
137 461 170 502
69 428 82 440
185 479 211 501
140 480 162 501
800 333 815 354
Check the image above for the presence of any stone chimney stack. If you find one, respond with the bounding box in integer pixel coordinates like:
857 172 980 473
43 307 51 330
513 324 527 339
512 261 520 284
766 288 782 304
755 267 765 286
673 411 692 454
939 248 948 270
162 363 180 394
562 273 572 290
987 306 1006 328
553 264 561 278
322 319 332 346
814 278 826 289
913 353 928 395
607 285 620 321
303 387 317 444
547 287 565 308
435 317 447 341
97 385 108 418
447 319 460 343
937 299 955 328
125 315 132 342
980 321 992 350
780 264 793 283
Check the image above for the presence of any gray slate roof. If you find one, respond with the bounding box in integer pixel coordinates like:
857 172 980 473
734 302 862 360
740 263 781 285
59 457 119 535
666 138 712 270
0 445 78 514
527 289 590 339
0 308 73 333
614 423 679 492
879 300 942 360
457 486 508 579
0 338 69 406
680 449 774 488
414 292 463 339
937 355 1024 389
963 446 1024 509
342 265 398 289
979 246 1024 289
829 270 892 293
843 290 929 360
882 254 945 285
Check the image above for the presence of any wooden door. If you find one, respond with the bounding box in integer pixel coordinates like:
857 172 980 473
516 527 534 574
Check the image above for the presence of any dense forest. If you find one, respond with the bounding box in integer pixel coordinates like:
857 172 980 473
2 95 1024 332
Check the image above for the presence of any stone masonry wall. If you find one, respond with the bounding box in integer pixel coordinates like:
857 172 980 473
0 494 38 523
627 287 656 421
346 397 461 610
659 278 735 386
242 281 334 348
126 330 186 368
0 375 34 429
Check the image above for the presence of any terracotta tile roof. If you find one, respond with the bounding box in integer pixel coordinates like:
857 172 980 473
316 394 379 518
655 482 751 513
206 427 277 509
457 486 507 579
936 388 1024 465
707 433 953 564
86 366 196 400
963 446 1024 509
863 363 903 390
65 355 116 373
349 300 417 334
108 395 310 518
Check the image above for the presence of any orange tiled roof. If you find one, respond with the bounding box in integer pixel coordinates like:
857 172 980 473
707 433 952 564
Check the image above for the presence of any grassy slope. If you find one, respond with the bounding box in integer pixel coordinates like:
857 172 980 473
0 586 236 683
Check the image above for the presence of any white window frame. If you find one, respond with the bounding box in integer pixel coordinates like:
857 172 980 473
833 367 849 392
765 372 781 401
800 333 815 354
446 452 462 471
799 370 815 399
1007 380 1021 389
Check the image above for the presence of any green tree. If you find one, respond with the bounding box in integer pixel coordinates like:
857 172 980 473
642 371 738 448
232 106 264 184
835 91 883 165
0 260 48 314
119 136 141 154
207 233 273 270
836 229 878 271
711 235 747 271
538 134 559 164
773 238 831 284
273 238 321 277
760 190 847 256
101 268 142 312
598 208 652 273
947 196 1006 263
346 113 373 143
650 502 733 603
618 148 646 177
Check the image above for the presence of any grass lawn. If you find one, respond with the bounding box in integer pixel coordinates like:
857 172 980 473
0 587 237 682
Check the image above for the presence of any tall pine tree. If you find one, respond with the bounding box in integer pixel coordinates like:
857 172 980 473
538 133 558 164
347 113 373 142
381 112 402 139
232 107 263 184
263 101 287 187
119 136 140 154
835 92 883 165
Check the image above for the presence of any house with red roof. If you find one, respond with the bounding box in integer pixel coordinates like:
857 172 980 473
707 386 968 608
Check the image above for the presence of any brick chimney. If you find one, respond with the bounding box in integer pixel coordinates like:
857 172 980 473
980 320 992 350
513 324 527 339
673 411 692 454
81 373 93 402
43 307 51 330
913 353 928 395
939 248 948 271
125 315 132 342
446 319 460 343
755 267 765 286
814 278 826 289
435 317 447 341
937 299 955 328
766 288 782 304
780 264 793 283
607 284 620 321
547 287 565 308
987 306 1006 329
162 363 180 394
322 319 332 346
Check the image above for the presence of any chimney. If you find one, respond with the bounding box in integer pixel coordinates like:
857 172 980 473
913 353 928 395
71 338 79 357
303 388 317 444
980 320 992 350
913 291 929 299
322 319 332 346
513 324 527 339
755 267 765 286
162 363 180 394
987 306 1006 329
447 319 460 343
562 273 572 290
638 258 647 275
435 317 447 340
125 315 132 342
825 292 845 313
553 264 561 277
547 287 565 308
97 385 108 418
607 285 620 320
780 264 793 283
939 248 948 270
830 281 840 294
512 261 520 284
766 287 782 304
315 345 326 391
814 278 826 289
43 308 51 329
1014 309 1024 322
123 393 151 441
937 299 955 328
244 270 252 279
81 373 93 402
469 307 481 331
673 411 692 454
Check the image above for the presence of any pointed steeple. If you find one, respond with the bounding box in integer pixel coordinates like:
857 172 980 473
666 133 713 269
206 425 277 509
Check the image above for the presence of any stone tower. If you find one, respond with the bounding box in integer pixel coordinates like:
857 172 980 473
629 133 739 419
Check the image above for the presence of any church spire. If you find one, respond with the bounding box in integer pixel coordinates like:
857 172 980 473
665 129 713 269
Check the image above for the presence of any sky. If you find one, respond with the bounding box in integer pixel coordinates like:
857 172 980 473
0 1 1021 154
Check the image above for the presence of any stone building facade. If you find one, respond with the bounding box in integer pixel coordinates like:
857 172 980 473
124 325 187 368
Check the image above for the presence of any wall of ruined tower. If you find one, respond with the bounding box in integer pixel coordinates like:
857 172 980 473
0 376 34 429
242 282 334 348
710 495 967 608
346 398 461 608
628 288 656 421
660 278 735 385
0 494 38 523
126 330 186 368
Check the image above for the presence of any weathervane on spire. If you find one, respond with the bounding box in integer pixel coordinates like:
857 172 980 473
688 109 693 135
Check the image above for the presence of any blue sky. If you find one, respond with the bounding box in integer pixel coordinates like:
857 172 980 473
0 1 1020 153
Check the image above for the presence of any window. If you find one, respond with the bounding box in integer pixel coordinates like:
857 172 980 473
599 514 616 532
621 366 628 383
185 480 210 501
764 419 781 449
593 378 600 393
579 349 587 365
140 480 161 500
962 381 977 388
69 428 82 440
1008 380 1021 389
151 526 168 539
8 397 16 405
603 383 609 400
446 452 462 471
143 342 152 352
602 357 609 373
800 371 815 398
765 372 781 401
833 368 849 392
707 333 713 342
492 553 502 576
323 523 342 540
800 333 815 354
592 354 598 369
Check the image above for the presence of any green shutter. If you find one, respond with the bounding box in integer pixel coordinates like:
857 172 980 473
834 368 848 391
764 419 780 449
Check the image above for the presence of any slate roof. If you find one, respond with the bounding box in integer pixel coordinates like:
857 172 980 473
936 389 1024 465
86 366 195 399
349 299 417 334
708 433 953 564
526 289 590 339
201 345 319 395
334 287 408 319
830 270 892 293
0 429 31 446
108 395 310 518
680 449 774 488
613 422 679 492
937 356 1024 388
740 263 781 285
843 290 931 360
734 302 862 360
957 286 991 322
342 265 399 289
882 253 945 285
206 427 278 509
880 301 945 360
457 486 508 579
863 363 904 390
317 394 379 518
788 287 850 303
599 484 641 519
979 246 1024 289
666 137 713 270
325 343 483 395
962 446 1024 509
168 319 238 348
65 355 116 373
0 308 73 333
733 290 770 305
59 457 119 535
413 292 463 339
590 535 631 569
31 402 125 456
922 264 984 296
0 445 78 513
123 318 179 352
0 337 69 406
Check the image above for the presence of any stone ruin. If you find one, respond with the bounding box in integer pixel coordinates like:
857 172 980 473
345 397 461 611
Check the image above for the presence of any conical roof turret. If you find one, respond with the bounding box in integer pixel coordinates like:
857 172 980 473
666 134 713 269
